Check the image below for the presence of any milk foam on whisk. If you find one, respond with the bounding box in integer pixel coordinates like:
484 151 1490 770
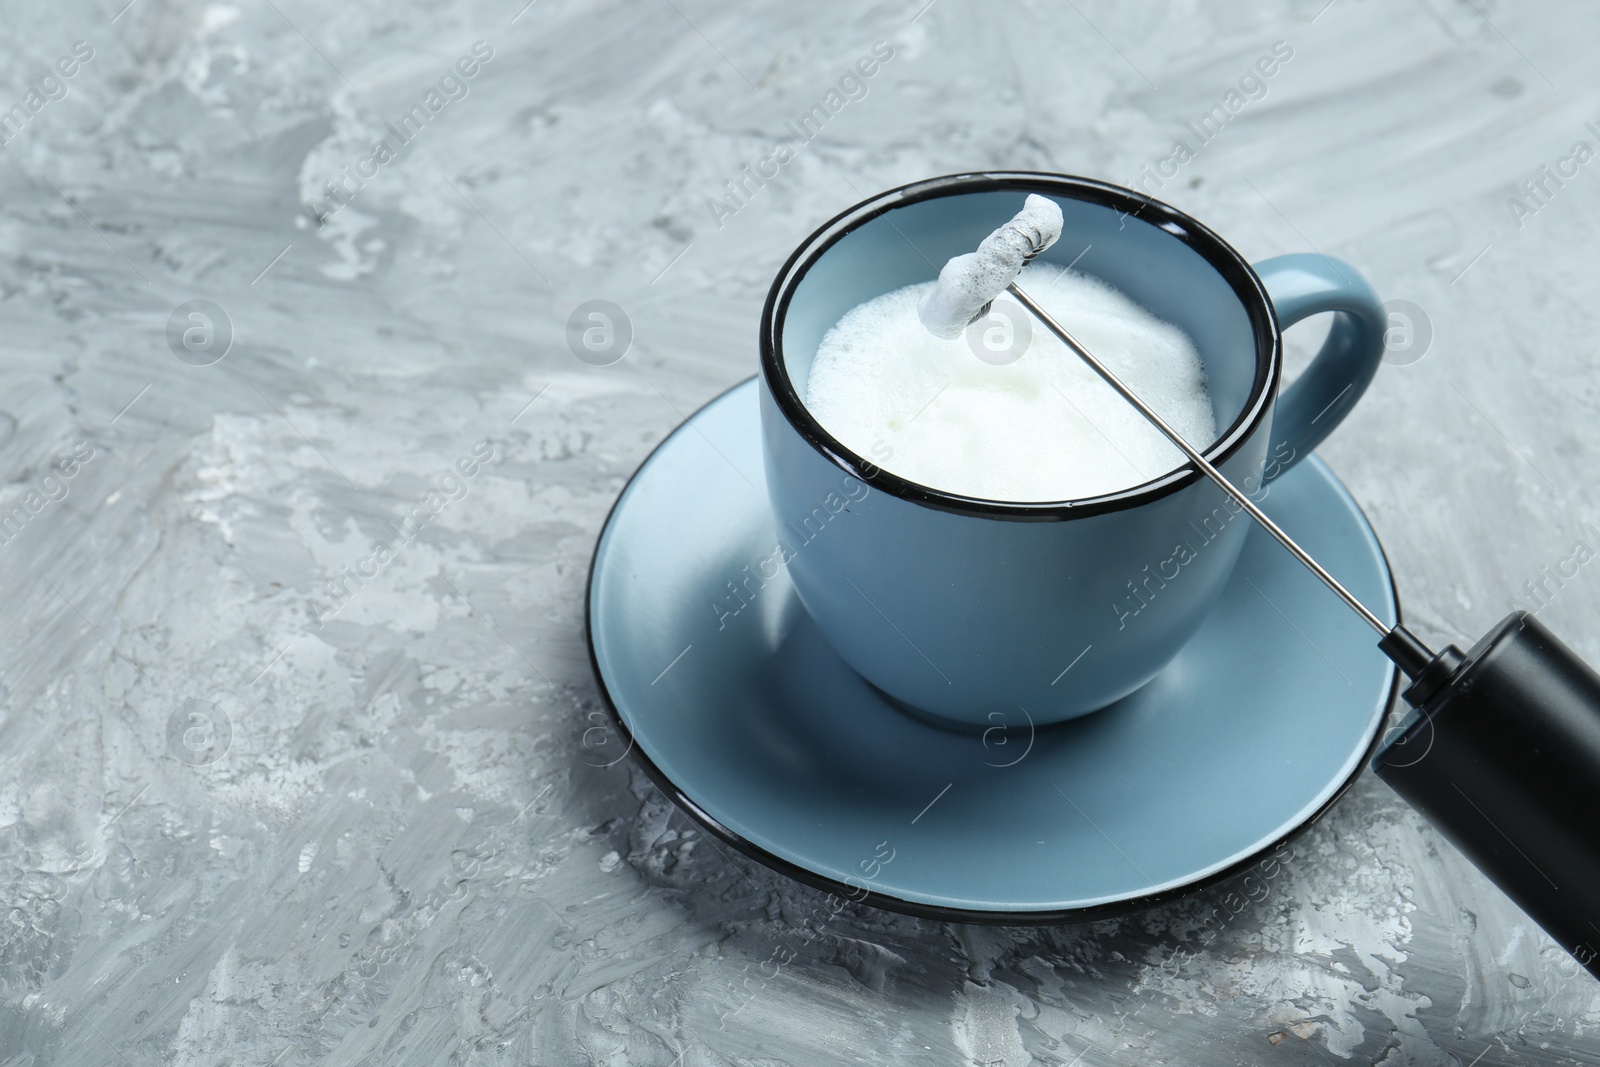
917 194 1065 340
804 198 1217 502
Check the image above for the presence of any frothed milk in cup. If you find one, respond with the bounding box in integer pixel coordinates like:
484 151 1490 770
803 262 1217 502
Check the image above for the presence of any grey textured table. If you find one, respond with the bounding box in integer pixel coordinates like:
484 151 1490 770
3 0 1599 1063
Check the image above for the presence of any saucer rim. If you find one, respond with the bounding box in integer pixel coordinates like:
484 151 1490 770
584 375 1404 925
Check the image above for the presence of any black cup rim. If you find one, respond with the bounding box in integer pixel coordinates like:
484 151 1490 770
758 172 1282 520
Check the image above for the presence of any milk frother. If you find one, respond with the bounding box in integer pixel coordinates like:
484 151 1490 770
932 198 1600 979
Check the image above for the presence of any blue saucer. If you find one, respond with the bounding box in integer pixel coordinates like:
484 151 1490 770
586 378 1401 921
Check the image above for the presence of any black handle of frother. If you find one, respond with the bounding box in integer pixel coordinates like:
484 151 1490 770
1374 611 1600 980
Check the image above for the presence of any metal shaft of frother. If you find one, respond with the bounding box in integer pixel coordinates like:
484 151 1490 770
1005 281 1414 654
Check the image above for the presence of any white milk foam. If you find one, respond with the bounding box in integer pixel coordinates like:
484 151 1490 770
804 263 1218 502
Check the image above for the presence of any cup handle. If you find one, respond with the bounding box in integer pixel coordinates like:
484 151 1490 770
1253 253 1387 475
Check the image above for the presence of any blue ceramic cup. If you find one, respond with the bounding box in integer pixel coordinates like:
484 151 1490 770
758 173 1386 728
